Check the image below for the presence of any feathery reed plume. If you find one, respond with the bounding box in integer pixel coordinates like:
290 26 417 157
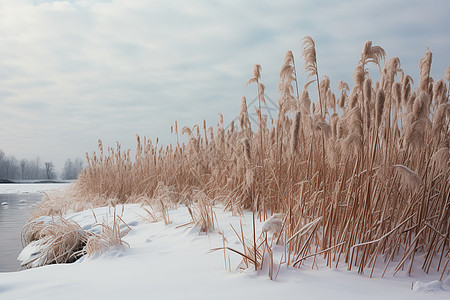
301 36 318 79
430 146 449 173
182 126 193 138
343 133 362 155
218 113 224 128
283 50 295 66
359 40 386 73
363 78 372 130
433 79 446 106
392 82 401 108
247 64 261 86
290 111 301 153
337 80 349 109
328 90 336 113
301 36 323 115
401 75 413 106
381 57 401 93
319 75 330 99
403 117 427 149
354 41 384 91
353 65 365 89
330 113 338 140
419 48 433 92
375 89 385 128
258 82 266 105
279 50 299 102
241 138 251 161
239 97 251 134
393 164 422 193
300 88 311 114
363 78 372 104
446 65 450 82
413 91 429 120
431 102 449 138
348 88 359 109
343 106 363 141
337 80 349 92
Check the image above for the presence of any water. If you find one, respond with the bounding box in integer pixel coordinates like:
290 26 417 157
0 183 69 272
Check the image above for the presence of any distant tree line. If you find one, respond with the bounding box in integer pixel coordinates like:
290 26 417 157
61 158 84 180
0 149 84 181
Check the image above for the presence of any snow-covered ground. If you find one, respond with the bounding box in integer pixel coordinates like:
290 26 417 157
0 201 448 300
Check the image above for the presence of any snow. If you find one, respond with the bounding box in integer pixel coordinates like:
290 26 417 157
261 214 283 235
413 280 444 293
0 201 449 300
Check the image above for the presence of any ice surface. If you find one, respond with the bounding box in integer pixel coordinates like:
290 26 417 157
0 183 70 195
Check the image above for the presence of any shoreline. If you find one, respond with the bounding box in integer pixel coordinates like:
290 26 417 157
0 180 73 184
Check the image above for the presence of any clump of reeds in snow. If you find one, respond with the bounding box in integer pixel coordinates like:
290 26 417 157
21 207 131 267
185 190 217 233
20 217 88 268
37 37 449 279
81 215 130 257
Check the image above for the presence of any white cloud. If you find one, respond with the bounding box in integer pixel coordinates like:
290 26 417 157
0 0 449 170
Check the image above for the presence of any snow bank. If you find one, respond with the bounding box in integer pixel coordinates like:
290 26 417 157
0 204 448 300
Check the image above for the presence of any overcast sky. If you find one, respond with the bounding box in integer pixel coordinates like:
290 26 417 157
0 0 449 171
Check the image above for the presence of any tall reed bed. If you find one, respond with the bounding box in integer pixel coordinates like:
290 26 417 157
47 38 449 277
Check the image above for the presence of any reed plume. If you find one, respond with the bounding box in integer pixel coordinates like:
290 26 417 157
375 89 385 128
419 48 432 92
359 40 386 72
337 80 349 109
301 36 323 115
239 97 251 135
393 164 422 193
290 111 301 154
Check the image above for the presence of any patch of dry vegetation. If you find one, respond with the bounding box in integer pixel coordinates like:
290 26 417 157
32 37 449 279
21 207 130 268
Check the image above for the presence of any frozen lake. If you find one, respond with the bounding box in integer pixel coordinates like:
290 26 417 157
0 183 70 272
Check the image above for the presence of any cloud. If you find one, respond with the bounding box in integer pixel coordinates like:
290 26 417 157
0 0 449 170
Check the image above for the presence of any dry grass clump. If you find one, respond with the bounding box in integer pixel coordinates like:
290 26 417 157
38 38 449 279
81 214 130 257
185 190 217 233
20 217 88 268
21 209 131 267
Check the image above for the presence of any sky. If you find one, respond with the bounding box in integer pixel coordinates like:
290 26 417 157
0 0 449 172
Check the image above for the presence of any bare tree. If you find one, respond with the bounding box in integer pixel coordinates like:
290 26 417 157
44 162 55 180
20 159 26 180
62 158 84 180
35 157 40 179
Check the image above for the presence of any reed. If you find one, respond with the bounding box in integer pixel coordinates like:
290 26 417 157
34 38 449 279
